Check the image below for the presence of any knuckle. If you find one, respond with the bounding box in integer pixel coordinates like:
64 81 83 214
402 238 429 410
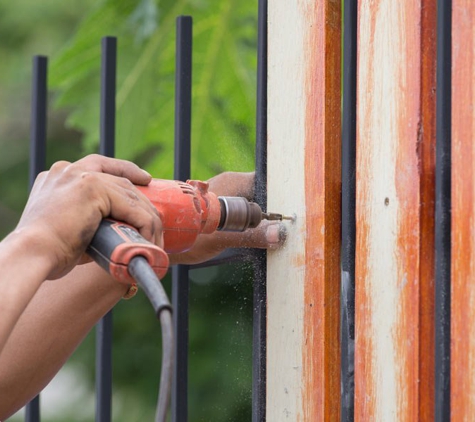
84 153 101 162
49 160 70 172
125 189 139 201
77 172 100 194
119 177 134 188
75 154 103 170
36 170 48 181
79 170 95 180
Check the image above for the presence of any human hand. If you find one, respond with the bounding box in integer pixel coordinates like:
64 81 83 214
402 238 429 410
169 172 286 265
15 154 162 279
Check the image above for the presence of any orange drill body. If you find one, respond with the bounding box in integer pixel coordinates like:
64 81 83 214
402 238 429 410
136 179 222 254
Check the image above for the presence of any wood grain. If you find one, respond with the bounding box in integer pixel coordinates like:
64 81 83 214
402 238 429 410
451 1 475 419
267 0 341 420
355 1 436 420
418 2 437 419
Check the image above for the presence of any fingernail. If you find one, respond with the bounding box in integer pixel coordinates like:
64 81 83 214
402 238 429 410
266 224 283 245
142 169 152 178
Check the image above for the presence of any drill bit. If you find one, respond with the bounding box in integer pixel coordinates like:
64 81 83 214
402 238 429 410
262 212 295 222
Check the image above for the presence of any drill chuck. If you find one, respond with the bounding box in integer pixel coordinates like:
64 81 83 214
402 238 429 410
218 196 263 232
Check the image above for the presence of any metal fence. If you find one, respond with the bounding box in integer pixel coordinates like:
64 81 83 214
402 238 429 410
23 1 268 421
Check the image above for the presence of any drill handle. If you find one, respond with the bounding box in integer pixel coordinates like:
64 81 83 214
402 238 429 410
87 219 170 284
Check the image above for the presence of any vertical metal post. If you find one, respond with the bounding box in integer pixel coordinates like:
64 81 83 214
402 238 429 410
29 56 48 190
172 16 192 422
95 36 117 422
100 37 116 159
253 1 267 421
25 54 48 422
435 1 451 420
341 1 357 421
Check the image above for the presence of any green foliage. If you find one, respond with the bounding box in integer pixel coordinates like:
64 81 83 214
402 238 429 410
50 0 258 180
0 0 96 238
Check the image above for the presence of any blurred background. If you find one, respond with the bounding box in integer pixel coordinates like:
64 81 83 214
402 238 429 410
1 0 259 420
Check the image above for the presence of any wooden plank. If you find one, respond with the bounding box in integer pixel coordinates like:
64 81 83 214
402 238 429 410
451 1 475 419
418 2 437 419
355 1 436 420
267 1 341 420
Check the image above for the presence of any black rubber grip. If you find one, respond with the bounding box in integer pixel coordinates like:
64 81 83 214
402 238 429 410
87 219 150 273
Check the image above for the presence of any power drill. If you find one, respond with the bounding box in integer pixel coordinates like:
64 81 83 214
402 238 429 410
87 178 292 284
86 178 292 422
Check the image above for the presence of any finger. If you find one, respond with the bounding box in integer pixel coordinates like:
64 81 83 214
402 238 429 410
74 154 152 186
203 221 287 250
80 172 159 239
129 183 160 218
108 176 159 219
168 222 287 266
207 172 255 199
106 186 161 242
155 229 165 249
48 160 71 174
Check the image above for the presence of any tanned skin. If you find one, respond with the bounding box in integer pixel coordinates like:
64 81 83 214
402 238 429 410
0 155 282 419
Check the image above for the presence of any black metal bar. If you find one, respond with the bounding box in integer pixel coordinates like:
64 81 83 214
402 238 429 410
99 37 117 158
95 36 117 422
252 1 267 421
341 1 357 421
29 56 48 190
435 1 451 420
25 54 48 422
172 16 192 422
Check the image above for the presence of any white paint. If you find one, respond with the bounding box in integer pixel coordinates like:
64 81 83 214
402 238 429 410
357 1 413 419
267 1 308 419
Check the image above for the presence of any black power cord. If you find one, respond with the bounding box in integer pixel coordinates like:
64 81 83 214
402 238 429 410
128 256 174 422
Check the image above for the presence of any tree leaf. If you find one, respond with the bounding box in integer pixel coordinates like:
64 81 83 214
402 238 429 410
50 0 257 180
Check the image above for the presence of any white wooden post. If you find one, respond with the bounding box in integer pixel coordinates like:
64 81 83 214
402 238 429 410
267 1 341 420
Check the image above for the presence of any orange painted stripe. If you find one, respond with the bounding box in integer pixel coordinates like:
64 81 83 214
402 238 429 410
302 0 341 420
355 1 435 420
418 2 436 419
451 1 475 418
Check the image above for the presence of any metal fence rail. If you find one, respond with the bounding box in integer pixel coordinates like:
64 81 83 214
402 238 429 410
95 35 117 422
251 1 268 420
434 1 452 421
25 54 48 422
341 1 357 421
172 15 192 422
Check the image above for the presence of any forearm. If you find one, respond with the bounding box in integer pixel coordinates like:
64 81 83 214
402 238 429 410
0 229 52 355
0 262 127 420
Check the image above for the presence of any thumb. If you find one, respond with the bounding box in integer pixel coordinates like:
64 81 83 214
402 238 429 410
168 221 288 266
212 221 287 250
